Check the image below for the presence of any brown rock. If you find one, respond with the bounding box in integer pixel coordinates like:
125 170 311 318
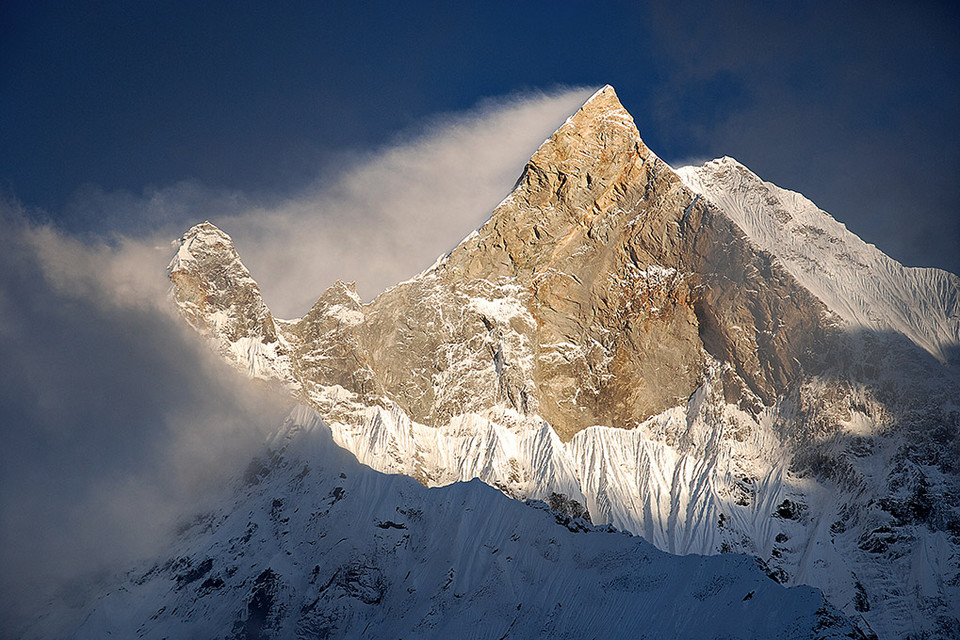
170 86 833 440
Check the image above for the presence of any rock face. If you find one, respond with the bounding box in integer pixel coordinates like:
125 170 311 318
169 86 960 639
169 221 295 382
171 221 277 346
170 86 833 440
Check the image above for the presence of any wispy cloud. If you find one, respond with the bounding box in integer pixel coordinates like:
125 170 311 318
0 88 594 634
63 87 594 317
234 87 593 316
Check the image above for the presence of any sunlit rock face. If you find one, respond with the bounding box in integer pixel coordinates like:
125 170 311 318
170 86 832 440
169 86 960 639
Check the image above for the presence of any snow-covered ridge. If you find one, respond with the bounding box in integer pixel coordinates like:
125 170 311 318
325 369 789 557
677 157 960 364
318 367 959 639
54 406 857 640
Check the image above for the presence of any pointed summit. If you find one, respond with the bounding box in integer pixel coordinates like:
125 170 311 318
443 83 661 282
568 84 631 119
169 84 832 439
169 220 280 349
570 84 633 124
521 85 649 210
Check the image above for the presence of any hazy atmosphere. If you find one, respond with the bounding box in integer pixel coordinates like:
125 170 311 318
1 0 958 634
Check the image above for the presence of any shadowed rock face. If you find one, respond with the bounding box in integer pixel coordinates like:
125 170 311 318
169 86 833 440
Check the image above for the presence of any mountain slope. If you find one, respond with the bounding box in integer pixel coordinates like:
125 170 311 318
57 407 860 640
167 86 960 638
676 157 960 365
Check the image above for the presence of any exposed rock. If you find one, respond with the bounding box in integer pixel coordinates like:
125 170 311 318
169 221 278 345
170 86 833 441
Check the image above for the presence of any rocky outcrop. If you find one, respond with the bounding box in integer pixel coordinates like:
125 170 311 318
169 222 298 384
169 221 278 345
171 86 834 440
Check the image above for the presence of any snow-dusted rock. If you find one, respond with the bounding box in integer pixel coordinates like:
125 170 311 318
165 86 960 638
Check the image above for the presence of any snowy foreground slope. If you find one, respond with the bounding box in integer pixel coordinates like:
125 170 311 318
152 86 960 638
57 407 859 640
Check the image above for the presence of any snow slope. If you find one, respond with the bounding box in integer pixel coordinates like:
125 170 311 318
325 365 784 558
676 157 960 365
52 406 859 640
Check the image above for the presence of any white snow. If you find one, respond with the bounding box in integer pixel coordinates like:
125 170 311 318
52 406 853 640
676 157 960 364
324 304 364 326
468 291 536 328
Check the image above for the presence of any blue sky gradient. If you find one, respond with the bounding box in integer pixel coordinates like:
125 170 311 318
2 0 958 273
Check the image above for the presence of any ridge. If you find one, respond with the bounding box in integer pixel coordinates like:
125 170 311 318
159 85 960 639
677 157 960 364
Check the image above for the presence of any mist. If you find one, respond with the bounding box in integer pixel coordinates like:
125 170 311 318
64 87 594 318
0 207 292 636
0 88 595 635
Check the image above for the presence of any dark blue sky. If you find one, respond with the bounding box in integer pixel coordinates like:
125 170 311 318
2 0 958 273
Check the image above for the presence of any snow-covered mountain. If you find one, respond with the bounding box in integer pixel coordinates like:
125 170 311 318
44 86 958 639
49 406 860 639
675 157 960 366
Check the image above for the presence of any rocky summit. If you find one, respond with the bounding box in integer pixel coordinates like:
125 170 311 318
170 86 834 439
158 85 960 639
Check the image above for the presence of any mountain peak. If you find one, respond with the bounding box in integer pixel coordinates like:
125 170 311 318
169 219 280 348
181 219 229 244
678 155 960 364
572 84 629 117
524 84 644 181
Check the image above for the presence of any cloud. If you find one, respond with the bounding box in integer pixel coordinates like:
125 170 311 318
62 87 595 317
60 179 253 239
0 88 596 635
0 204 292 636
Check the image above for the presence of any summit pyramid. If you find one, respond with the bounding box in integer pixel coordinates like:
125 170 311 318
170 85 833 439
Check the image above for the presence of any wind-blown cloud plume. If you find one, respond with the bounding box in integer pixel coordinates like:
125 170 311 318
65 87 594 317
0 88 594 636
223 87 594 316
